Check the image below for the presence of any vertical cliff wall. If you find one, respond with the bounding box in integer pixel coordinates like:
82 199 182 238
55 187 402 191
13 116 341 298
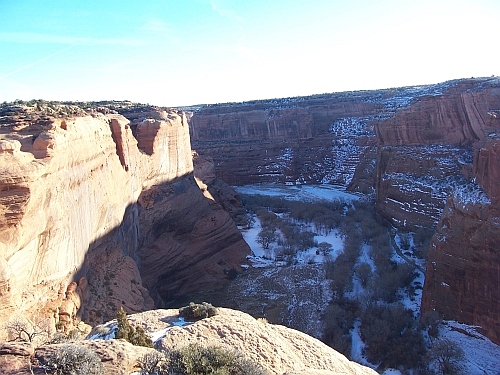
421 139 500 344
374 79 500 228
0 104 249 334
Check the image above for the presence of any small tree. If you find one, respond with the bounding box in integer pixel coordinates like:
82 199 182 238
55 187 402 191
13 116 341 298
5 316 50 344
256 227 277 250
420 310 442 338
115 307 153 348
354 262 372 287
317 242 333 256
428 339 465 375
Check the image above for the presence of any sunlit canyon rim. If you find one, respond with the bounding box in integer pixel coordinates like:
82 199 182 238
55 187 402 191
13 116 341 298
0 76 500 348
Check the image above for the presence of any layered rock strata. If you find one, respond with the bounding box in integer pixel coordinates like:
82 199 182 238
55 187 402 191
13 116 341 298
421 139 500 344
187 77 500 345
374 79 500 228
0 104 249 335
189 78 500 229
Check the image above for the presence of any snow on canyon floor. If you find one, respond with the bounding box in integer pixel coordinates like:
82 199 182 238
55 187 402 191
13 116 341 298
234 183 500 375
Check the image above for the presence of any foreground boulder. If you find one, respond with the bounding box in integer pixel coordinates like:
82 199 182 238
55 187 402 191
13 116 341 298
155 308 376 375
0 307 376 375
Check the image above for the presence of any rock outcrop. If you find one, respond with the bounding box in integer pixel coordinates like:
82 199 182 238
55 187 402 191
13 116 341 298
0 102 250 336
157 308 376 375
78 307 375 375
421 138 500 345
374 79 500 228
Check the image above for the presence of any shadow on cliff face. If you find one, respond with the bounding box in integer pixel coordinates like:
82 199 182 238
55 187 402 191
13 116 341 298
72 172 250 325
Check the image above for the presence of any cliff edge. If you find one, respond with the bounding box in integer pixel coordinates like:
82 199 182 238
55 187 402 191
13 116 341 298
0 102 250 336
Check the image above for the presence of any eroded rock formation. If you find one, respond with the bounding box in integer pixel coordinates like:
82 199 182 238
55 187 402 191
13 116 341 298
374 79 500 228
421 139 500 345
0 102 249 336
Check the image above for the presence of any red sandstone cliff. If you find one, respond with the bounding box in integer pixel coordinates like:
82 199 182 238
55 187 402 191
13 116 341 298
0 102 250 336
421 139 500 344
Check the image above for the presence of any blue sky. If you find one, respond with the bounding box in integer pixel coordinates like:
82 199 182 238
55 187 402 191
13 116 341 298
0 0 499 106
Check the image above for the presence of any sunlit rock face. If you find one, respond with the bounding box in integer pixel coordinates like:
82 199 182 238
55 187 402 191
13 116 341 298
374 79 500 228
0 104 249 336
188 94 377 186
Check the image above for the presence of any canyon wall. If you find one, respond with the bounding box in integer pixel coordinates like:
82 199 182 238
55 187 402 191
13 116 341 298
421 139 500 344
0 103 249 335
188 92 378 186
188 77 500 344
189 78 500 228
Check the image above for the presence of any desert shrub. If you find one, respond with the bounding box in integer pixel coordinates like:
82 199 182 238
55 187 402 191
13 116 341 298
179 302 218 321
49 329 85 344
40 344 103 375
167 343 268 375
138 350 169 375
115 307 153 348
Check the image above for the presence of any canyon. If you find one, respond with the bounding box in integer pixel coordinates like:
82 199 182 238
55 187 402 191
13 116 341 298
0 75 499 359
188 77 500 344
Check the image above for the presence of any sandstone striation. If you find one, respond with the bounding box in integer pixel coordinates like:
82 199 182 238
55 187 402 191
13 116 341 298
374 78 500 228
189 78 500 229
0 102 250 335
188 92 378 186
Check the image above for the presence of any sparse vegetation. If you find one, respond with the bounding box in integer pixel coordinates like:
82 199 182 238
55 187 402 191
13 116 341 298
137 351 169 375
240 193 440 372
137 344 268 375
39 344 104 375
167 343 268 375
179 302 218 321
115 307 153 348
5 316 50 344
428 339 465 375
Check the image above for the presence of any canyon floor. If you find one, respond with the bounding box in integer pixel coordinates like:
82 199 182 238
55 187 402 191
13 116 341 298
228 183 500 375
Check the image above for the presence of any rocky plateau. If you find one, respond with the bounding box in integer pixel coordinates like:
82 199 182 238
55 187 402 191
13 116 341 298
0 307 378 375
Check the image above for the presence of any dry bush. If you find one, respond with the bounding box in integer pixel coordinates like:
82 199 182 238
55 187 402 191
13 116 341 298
39 344 103 375
179 302 218 321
